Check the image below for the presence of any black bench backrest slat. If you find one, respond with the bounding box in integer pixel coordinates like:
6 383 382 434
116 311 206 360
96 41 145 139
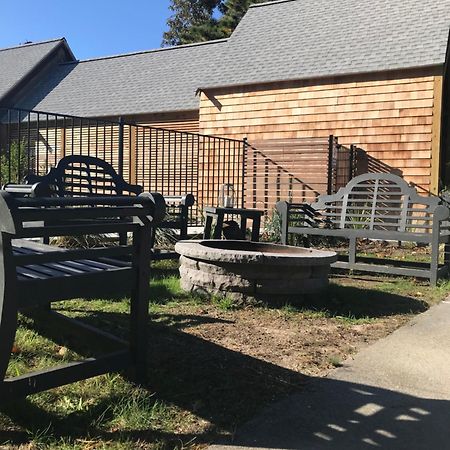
25 155 143 197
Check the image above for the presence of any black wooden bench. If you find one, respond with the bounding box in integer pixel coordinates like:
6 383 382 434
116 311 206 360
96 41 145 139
0 190 165 402
24 155 195 258
276 173 450 285
25 154 143 195
150 194 195 259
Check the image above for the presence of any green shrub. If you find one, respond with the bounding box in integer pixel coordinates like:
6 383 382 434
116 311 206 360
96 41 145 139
263 208 282 242
0 140 30 184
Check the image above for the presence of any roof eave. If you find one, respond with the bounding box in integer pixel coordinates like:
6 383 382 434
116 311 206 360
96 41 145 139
198 63 445 92
77 107 200 120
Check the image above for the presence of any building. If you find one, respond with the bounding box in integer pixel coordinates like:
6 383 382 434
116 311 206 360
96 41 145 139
1 0 450 198
197 0 450 195
7 39 227 133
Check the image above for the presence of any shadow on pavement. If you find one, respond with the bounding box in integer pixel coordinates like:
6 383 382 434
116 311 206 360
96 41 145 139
215 377 450 450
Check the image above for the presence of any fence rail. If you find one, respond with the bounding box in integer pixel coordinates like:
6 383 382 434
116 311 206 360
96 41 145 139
0 107 357 224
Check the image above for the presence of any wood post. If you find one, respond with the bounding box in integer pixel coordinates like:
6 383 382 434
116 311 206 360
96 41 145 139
60 127 66 159
129 125 138 185
430 75 443 195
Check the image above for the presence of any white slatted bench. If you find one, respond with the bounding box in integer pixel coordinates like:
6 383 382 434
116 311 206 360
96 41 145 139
276 173 450 285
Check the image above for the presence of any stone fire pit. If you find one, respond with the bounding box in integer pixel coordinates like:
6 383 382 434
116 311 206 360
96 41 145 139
175 240 337 302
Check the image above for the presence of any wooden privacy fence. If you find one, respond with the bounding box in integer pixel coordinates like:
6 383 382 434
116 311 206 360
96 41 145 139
0 107 356 223
245 137 356 213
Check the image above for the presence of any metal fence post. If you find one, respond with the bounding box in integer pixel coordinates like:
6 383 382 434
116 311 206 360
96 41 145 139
118 116 124 177
242 137 248 209
350 144 356 180
327 135 334 195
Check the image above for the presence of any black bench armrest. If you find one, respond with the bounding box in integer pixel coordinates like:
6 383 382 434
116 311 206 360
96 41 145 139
164 194 195 208
3 182 55 198
276 201 324 227
276 201 336 244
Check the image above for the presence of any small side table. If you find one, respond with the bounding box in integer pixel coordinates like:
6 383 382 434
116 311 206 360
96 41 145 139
203 206 264 242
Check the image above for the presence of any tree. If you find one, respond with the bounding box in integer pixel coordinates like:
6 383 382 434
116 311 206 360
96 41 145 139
162 0 276 46
162 0 223 46
218 0 269 37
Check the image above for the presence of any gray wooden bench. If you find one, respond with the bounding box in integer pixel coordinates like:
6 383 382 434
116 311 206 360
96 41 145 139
276 173 450 285
0 190 165 403
24 155 195 258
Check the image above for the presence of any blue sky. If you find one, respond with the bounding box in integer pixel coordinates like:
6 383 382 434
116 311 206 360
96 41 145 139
0 0 172 59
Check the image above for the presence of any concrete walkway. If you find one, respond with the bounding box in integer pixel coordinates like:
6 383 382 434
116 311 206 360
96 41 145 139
211 299 450 450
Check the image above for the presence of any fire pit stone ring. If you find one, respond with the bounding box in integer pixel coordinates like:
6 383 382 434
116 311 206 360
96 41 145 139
175 240 337 303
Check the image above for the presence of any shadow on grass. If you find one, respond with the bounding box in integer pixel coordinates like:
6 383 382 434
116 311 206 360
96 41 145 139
0 312 307 448
280 282 429 319
149 281 185 305
148 267 428 318
0 280 434 448
2 310 450 449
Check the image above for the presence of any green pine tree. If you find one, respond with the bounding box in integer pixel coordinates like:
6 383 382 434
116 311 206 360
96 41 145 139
218 0 270 36
162 0 276 46
162 0 223 46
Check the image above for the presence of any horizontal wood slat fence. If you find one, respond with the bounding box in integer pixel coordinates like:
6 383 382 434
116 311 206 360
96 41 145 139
245 137 356 213
0 107 357 224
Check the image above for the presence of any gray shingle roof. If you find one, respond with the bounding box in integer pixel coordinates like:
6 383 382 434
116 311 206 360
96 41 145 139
201 0 450 89
13 0 450 117
18 40 228 117
0 39 68 102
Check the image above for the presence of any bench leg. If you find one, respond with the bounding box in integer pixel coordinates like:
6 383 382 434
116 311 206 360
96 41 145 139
180 206 189 240
251 216 261 242
149 228 157 249
276 201 288 245
130 227 151 383
203 215 213 239
213 213 224 239
349 237 357 267
445 243 450 274
0 305 17 385
119 232 128 246
240 216 247 239
430 239 439 286
0 237 18 383
302 236 310 248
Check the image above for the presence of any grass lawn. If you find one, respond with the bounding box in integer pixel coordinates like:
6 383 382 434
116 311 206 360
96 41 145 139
1 260 449 449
